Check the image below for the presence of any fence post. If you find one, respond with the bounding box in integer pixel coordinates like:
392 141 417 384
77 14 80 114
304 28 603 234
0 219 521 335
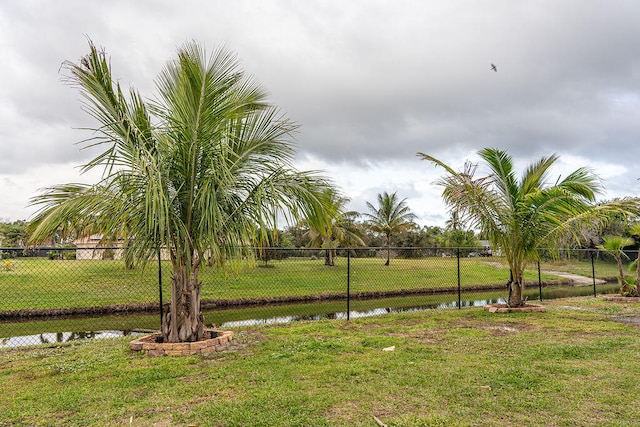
537 260 542 301
158 248 163 329
347 249 351 320
591 249 596 297
457 248 461 309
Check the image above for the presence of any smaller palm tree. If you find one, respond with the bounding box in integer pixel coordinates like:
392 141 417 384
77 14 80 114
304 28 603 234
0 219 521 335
363 192 417 266
419 147 640 307
598 236 637 296
303 189 365 266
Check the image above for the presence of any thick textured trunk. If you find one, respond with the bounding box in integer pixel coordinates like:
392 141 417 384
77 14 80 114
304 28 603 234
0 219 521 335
323 236 335 266
507 269 524 307
324 248 334 266
161 264 205 343
507 281 524 307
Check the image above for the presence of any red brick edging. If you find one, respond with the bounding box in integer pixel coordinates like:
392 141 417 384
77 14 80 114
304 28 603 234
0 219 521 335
129 329 234 357
484 303 546 313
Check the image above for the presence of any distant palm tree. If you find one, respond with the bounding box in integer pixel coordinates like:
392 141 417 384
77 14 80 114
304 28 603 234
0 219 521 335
303 188 365 266
363 192 416 266
419 147 640 307
599 236 637 296
29 41 332 343
444 210 462 232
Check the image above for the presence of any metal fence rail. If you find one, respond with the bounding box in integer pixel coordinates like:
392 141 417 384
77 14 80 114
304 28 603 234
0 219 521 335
0 246 628 347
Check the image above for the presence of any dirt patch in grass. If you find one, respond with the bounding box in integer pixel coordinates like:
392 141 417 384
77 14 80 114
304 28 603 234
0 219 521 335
326 400 417 426
385 328 448 345
456 317 539 331
409 330 448 344
325 400 363 425
203 329 267 357
480 325 523 336
356 319 422 332
611 316 640 330
554 305 586 311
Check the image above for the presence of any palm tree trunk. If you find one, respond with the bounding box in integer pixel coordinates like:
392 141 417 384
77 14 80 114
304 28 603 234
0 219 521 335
614 255 632 295
507 281 524 307
385 234 391 266
615 255 626 287
325 248 334 266
161 263 205 342
507 269 524 307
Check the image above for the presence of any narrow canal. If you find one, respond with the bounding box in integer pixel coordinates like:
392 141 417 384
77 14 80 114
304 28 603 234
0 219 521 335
0 284 620 347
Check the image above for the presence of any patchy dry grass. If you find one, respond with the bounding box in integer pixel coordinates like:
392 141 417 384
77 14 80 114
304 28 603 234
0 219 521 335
1 296 640 426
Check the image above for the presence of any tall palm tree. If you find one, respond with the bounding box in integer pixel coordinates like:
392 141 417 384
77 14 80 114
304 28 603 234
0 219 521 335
28 41 332 343
363 192 417 266
303 188 365 266
419 147 640 307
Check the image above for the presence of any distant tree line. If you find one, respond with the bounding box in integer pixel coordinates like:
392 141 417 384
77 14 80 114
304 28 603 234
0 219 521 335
2 204 637 253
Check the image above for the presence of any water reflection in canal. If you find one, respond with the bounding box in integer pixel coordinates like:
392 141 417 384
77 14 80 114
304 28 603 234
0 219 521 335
0 284 620 347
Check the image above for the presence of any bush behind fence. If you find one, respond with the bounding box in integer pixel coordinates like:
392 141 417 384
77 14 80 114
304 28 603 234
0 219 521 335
0 246 630 347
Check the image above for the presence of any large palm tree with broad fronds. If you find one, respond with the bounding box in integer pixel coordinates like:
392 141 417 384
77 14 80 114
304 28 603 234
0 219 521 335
28 41 333 343
418 147 640 307
363 191 417 266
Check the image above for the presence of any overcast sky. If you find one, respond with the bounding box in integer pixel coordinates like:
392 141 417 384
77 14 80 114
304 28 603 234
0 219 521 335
2 0 640 227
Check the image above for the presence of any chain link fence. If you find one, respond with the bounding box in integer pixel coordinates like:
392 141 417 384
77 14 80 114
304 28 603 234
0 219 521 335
0 246 628 347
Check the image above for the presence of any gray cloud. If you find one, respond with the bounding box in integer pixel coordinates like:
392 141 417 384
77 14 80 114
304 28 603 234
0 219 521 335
1 0 639 221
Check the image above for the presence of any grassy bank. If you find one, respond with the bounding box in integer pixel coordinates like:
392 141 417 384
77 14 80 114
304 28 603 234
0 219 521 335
0 256 619 311
1 296 639 426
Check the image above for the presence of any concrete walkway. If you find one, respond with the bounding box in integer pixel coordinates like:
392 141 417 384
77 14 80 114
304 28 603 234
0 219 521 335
544 270 606 285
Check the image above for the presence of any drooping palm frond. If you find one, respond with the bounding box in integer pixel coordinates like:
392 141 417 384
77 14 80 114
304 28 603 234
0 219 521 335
32 41 334 264
418 147 640 306
302 188 365 249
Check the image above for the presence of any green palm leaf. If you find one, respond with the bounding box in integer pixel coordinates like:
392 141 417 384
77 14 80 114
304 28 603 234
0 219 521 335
29 41 334 342
418 147 640 306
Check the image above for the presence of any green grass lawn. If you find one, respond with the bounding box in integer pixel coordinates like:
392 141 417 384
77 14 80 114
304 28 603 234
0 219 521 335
0 256 621 311
1 296 639 426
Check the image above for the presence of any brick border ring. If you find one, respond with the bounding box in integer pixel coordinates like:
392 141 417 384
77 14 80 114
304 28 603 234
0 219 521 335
129 329 234 357
484 303 546 313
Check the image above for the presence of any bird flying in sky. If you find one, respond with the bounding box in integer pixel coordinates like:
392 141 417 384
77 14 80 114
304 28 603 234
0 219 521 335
491 63 497 72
